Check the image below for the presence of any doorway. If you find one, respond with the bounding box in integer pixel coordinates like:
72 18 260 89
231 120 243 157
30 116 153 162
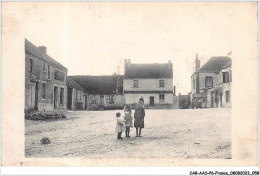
220 93 223 107
29 84 36 111
150 96 154 107
67 87 73 110
84 95 88 110
211 91 214 108
54 86 58 109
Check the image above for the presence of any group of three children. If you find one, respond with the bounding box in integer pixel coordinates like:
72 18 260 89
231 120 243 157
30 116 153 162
115 101 145 139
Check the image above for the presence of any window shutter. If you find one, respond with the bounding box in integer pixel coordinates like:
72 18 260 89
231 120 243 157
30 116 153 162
226 72 230 83
230 70 232 82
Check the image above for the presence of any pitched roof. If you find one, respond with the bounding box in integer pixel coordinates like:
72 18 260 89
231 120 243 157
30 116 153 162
124 63 173 79
69 75 124 95
221 60 232 69
25 39 67 71
198 56 231 73
66 77 85 91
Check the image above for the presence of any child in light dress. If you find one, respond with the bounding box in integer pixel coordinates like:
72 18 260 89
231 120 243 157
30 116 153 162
124 105 133 138
115 112 125 139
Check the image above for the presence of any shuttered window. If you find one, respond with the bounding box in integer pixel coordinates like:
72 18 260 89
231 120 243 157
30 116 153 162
205 76 213 87
223 71 230 83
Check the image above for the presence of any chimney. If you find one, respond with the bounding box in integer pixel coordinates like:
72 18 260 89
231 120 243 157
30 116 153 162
173 86 176 96
168 60 172 69
128 59 131 64
195 53 200 71
38 46 47 55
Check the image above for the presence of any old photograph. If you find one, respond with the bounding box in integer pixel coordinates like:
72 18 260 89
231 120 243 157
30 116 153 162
1 2 258 166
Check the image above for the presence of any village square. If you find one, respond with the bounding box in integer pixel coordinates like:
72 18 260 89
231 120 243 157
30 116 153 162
25 39 232 158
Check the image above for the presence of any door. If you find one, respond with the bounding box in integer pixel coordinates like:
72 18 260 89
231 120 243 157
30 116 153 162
220 93 223 107
100 95 104 105
211 91 214 108
67 87 73 110
84 95 88 110
30 85 36 110
150 96 154 107
54 86 58 109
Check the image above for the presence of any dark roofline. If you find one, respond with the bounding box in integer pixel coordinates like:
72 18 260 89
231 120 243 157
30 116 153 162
67 76 85 91
25 38 68 71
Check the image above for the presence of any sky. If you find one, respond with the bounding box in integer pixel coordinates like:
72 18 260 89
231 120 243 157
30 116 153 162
4 2 256 94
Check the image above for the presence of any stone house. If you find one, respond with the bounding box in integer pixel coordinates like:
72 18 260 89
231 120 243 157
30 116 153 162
123 59 174 109
210 60 232 108
191 54 231 108
69 75 125 110
66 77 86 110
25 39 68 113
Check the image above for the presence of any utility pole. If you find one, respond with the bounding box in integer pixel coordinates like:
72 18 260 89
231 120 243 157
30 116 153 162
116 59 122 95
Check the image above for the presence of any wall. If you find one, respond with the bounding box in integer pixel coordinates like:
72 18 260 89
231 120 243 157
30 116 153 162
87 94 125 110
124 93 173 108
198 72 218 90
25 52 67 113
70 88 85 110
124 78 173 91
221 67 232 107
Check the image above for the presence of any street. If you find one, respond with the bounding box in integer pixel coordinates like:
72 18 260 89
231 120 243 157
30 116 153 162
25 108 231 158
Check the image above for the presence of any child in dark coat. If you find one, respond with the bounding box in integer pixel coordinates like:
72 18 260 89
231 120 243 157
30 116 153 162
123 105 133 137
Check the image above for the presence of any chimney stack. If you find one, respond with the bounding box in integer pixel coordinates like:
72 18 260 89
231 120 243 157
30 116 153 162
195 53 200 71
38 46 47 55
173 85 176 96
128 59 131 64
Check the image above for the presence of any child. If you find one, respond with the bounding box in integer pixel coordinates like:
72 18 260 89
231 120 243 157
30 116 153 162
115 112 125 139
124 105 133 138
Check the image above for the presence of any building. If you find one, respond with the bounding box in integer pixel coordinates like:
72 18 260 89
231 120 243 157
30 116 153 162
66 77 86 110
25 39 68 113
123 59 174 109
190 54 231 108
210 60 232 108
70 75 125 110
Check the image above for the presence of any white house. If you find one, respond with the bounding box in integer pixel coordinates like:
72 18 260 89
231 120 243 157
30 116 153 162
123 59 174 109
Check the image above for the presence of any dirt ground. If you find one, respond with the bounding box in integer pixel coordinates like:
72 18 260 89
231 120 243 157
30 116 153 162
25 108 231 159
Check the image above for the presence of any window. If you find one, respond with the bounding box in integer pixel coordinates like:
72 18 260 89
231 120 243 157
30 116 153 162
42 83 46 99
205 76 213 87
159 80 165 87
133 80 139 88
60 87 64 104
91 96 97 104
223 71 230 83
42 61 46 71
226 91 230 102
55 70 65 81
159 94 165 104
29 59 33 72
109 95 114 104
193 79 195 89
47 65 51 79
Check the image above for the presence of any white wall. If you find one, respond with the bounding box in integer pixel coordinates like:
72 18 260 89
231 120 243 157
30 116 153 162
124 79 173 91
124 93 173 105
